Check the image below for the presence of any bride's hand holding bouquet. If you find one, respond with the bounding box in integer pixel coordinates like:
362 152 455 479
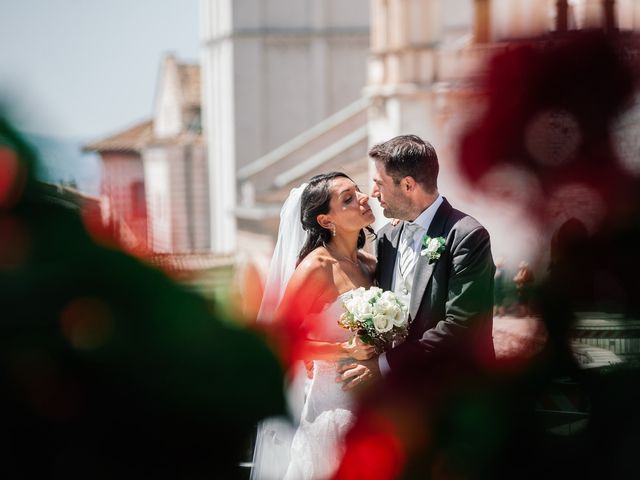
338 286 409 354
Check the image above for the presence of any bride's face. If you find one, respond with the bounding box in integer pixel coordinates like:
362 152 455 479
324 177 375 234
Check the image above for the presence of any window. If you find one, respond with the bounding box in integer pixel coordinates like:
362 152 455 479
130 181 147 218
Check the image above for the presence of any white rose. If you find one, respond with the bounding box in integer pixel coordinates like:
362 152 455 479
373 298 394 316
372 313 393 333
362 289 378 304
392 306 408 327
343 296 357 311
353 298 373 318
379 290 396 302
428 238 440 253
385 303 400 320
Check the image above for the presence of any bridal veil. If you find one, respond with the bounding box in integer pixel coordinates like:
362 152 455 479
251 183 309 480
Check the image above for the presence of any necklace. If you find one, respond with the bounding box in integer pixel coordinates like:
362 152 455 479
323 242 359 266
334 255 359 266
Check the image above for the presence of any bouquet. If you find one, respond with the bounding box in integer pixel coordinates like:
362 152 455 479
338 286 409 352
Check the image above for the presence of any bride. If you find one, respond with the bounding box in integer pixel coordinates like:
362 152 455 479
252 171 377 480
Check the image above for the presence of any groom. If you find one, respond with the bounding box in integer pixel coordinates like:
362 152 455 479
339 134 495 389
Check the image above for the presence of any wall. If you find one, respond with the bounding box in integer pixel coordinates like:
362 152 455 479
200 0 370 253
100 152 148 247
143 147 172 252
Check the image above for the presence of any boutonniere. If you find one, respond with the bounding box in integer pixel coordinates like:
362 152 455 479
420 235 446 262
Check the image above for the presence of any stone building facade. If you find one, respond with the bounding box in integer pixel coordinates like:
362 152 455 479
200 0 371 254
85 54 209 255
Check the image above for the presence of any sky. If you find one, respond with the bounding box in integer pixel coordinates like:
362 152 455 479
0 0 200 141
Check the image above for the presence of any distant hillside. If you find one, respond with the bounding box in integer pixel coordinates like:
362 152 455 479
25 133 100 196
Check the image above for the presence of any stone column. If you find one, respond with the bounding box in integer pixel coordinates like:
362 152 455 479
583 0 603 28
525 0 550 36
406 0 441 45
371 0 388 52
369 0 389 86
201 0 237 254
502 0 550 38
616 0 636 30
385 0 404 84
491 0 519 40
474 0 491 43
603 0 617 31
388 0 403 49
556 0 569 32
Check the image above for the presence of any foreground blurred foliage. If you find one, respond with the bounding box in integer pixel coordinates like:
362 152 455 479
0 113 285 479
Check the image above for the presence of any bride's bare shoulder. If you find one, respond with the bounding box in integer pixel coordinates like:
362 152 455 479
284 249 337 302
292 247 336 280
304 246 338 265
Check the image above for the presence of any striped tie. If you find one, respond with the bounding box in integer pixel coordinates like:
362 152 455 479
398 223 421 279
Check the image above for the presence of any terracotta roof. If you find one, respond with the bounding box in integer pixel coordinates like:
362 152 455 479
178 63 200 107
83 120 205 153
83 119 154 153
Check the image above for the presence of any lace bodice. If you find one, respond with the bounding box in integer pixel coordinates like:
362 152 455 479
283 290 358 480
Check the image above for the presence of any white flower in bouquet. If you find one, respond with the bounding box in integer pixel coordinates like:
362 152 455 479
372 314 393 333
338 287 409 351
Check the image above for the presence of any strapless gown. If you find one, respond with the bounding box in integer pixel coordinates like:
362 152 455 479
283 292 355 480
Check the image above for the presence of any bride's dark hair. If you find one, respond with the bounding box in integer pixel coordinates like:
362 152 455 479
297 171 375 265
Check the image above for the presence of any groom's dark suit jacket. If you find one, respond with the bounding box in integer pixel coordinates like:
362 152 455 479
376 198 495 373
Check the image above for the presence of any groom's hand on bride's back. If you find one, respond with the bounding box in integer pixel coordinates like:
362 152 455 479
336 358 381 391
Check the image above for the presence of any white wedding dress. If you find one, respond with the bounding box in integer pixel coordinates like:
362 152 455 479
283 291 356 480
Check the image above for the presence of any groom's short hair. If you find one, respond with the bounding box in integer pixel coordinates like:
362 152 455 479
369 134 439 193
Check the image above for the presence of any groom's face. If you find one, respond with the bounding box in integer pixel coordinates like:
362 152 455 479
371 160 412 220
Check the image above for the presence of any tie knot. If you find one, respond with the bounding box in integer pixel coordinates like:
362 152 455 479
403 223 422 239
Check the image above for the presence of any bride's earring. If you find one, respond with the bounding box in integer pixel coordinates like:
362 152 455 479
331 224 336 237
